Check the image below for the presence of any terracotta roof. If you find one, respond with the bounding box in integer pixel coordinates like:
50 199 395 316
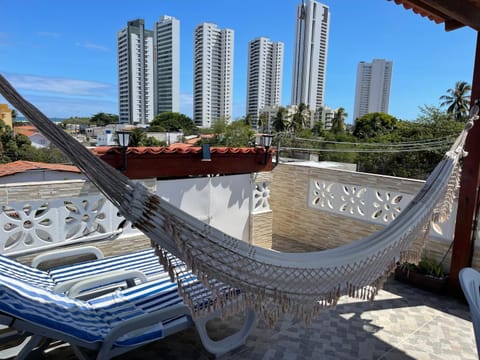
93 145 274 179
92 146 260 156
390 0 480 31
0 161 81 177
14 125 38 137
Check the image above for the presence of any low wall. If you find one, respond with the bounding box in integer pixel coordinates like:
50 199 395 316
270 163 460 272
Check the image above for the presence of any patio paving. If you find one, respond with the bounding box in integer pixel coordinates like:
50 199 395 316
39 276 477 360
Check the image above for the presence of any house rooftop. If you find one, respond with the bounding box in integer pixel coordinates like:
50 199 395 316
0 160 80 178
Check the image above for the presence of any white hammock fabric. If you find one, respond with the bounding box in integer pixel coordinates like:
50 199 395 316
0 74 473 325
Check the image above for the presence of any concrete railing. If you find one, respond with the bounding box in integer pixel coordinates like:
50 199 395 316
0 180 140 256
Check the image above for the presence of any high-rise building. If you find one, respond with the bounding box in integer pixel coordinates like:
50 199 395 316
246 37 284 129
193 23 234 128
291 0 330 112
117 19 154 125
154 16 180 115
353 59 393 121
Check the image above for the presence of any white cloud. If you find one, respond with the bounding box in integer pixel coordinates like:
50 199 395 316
5 73 115 97
0 73 117 118
75 41 109 52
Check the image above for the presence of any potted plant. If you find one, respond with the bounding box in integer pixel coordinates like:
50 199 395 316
394 256 449 293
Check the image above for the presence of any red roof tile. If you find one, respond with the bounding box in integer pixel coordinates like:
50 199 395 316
14 125 38 137
92 146 259 156
0 161 81 178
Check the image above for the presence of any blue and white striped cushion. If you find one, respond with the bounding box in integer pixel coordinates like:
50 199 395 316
0 254 54 290
0 273 172 347
48 249 165 284
0 273 109 343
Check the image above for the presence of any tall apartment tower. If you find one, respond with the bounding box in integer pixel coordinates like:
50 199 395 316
117 19 154 125
154 16 180 114
193 23 234 128
246 37 284 129
291 0 330 112
353 59 393 121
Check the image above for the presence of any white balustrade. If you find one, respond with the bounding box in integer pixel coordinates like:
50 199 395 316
0 194 140 256
308 177 456 242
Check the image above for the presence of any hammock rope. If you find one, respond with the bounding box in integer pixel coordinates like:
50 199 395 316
0 74 475 325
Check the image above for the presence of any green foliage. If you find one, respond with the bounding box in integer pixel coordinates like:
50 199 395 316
258 112 267 132
331 107 348 133
272 107 287 132
90 112 118 126
353 112 398 140
211 117 228 135
143 136 166 147
150 112 197 135
399 257 446 278
355 108 464 179
198 120 255 147
289 103 309 134
439 81 471 122
128 128 146 147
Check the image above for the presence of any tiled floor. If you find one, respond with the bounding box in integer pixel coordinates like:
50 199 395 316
39 277 476 360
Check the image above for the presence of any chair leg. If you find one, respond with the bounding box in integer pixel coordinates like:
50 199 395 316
15 335 44 360
194 308 257 357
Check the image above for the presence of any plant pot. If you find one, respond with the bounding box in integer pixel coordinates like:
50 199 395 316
394 267 448 294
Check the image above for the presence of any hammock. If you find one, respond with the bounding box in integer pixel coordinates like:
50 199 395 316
0 74 474 325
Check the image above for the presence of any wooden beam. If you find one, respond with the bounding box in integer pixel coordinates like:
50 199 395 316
418 0 480 31
449 31 480 295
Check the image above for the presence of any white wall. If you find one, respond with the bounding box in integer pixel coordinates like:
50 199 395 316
0 171 86 184
156 174 251 242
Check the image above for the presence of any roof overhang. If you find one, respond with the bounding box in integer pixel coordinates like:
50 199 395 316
94 146 274 179
390 0 480 31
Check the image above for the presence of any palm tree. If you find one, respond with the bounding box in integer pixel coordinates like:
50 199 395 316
272 106 287 132
439 81 471 122
289 103 309 133
332 107 348 133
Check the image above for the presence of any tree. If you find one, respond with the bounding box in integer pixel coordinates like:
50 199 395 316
11 109 18 123
258 112 268 132
128 128 146 147
244 114 252 127
90 112 118 126
289 103 309 133
272 107 287 132
331 107 348 133
150 112 197 135
353 112 398 140
439 81 471 122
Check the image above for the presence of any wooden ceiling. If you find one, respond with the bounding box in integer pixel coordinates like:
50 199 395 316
390 0 480 31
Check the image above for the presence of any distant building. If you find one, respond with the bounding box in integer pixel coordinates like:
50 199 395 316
0 161 84 184
117 19 155 125
291 0 330 111
353 59 393 121
317 106 335 130
246 37 284 129
14 125 50 148
154 16 180 114
0 104 13 128
193 23 234 128
96 129 117 146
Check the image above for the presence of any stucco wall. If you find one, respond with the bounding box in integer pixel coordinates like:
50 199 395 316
269 163 458 271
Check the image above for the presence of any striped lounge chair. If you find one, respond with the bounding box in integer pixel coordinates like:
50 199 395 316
0 249 257 358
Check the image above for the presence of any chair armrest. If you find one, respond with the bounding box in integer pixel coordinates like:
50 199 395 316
54 269 148 298
98 303 192 359
31 246 104 269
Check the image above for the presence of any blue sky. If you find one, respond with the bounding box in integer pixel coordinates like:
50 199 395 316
0 0 476 123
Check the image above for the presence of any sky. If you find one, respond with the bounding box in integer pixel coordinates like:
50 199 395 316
0 0 477 123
